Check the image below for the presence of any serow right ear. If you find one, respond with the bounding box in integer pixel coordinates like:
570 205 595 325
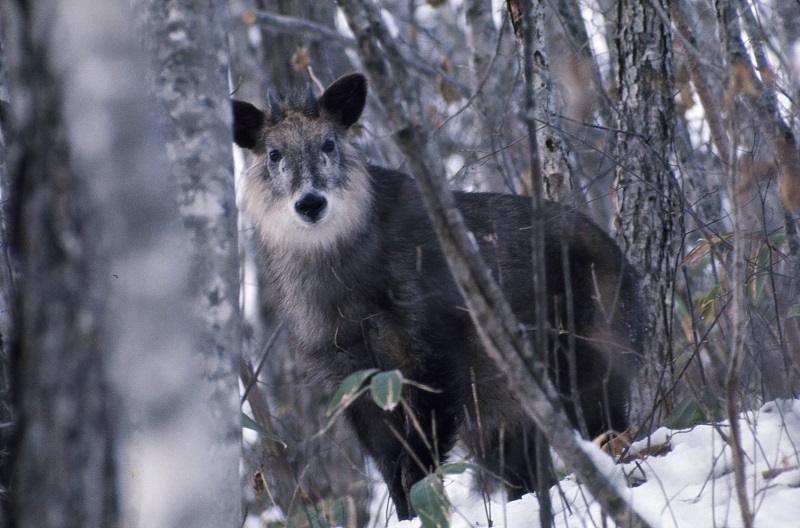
232 100 266 150
319 73 368 129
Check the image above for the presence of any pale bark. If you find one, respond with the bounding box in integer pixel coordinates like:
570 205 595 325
4 0 243 525
139 0 242 525
507 0 571 200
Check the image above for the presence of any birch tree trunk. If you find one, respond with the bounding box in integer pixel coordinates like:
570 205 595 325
139 0 242 525
613 0 679 432
507 0 571 200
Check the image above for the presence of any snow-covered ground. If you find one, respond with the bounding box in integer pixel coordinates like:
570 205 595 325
375 399 800 528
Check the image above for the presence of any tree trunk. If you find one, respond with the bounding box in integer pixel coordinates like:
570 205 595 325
0 23 16 527
2 0 138 525
3 1 123 526
2 0 245 525
613 0 679 433
507 0 571 200
139 0 242 525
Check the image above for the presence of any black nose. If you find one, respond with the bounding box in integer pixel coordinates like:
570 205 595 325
295 192 327 222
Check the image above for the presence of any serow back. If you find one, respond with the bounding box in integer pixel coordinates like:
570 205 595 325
232 73 645 521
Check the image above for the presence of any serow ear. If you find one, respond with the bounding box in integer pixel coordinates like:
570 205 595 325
232 100 266 150
318 73 367 129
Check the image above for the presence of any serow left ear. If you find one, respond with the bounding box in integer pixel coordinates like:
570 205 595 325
232 100 266 150
318 73 368 129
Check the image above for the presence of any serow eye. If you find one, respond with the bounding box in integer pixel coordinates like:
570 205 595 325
321 139 335 153
269 150 282 163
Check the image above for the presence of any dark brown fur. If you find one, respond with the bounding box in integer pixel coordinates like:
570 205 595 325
233 73 644 520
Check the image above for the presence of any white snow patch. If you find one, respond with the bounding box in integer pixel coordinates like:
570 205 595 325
368 399 800 527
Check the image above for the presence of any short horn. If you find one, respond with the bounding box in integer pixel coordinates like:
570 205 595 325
305 84 319 117
267 90 285 121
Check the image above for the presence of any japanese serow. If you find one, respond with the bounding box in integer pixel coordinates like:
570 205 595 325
232 73 644 520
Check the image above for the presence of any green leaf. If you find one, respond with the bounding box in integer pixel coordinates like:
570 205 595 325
370 369 404 411
410 474 450 528
439 461 476 475
698 282 720 322
327 368 378 416
752 243 771 302
664 397 702 429
770 233 787 246
663 389 724 429
786 305 800 319
241 412 286 448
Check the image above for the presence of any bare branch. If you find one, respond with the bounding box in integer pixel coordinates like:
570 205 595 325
247 9 355 47
519 1 554 523
671 0 731 164
238 9 470 98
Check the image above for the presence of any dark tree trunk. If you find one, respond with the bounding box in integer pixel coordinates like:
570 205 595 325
0 24 16 528
2 1 120 526
613 0 680 433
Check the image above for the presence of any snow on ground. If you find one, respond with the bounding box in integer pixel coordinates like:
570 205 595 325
376 399 800 528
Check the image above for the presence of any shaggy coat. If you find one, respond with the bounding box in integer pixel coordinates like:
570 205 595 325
232 73 645 520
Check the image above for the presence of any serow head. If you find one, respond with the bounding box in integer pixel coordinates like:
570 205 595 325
232 73 371 247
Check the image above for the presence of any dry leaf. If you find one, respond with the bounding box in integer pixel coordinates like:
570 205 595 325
253 465 267 498
242 10 257 26
437 75 461 105
291 47 311 71
596 427 633 458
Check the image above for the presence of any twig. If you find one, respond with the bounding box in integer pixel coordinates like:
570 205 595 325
238 9 470 98
520 1 554 524
670 0 731 164
240 322 284 405
715 2 755 525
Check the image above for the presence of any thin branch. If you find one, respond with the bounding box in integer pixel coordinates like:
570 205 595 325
238 9 470 98
520 2 554 524
715 1 755 525
240 322 284 405
671 0 731 163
